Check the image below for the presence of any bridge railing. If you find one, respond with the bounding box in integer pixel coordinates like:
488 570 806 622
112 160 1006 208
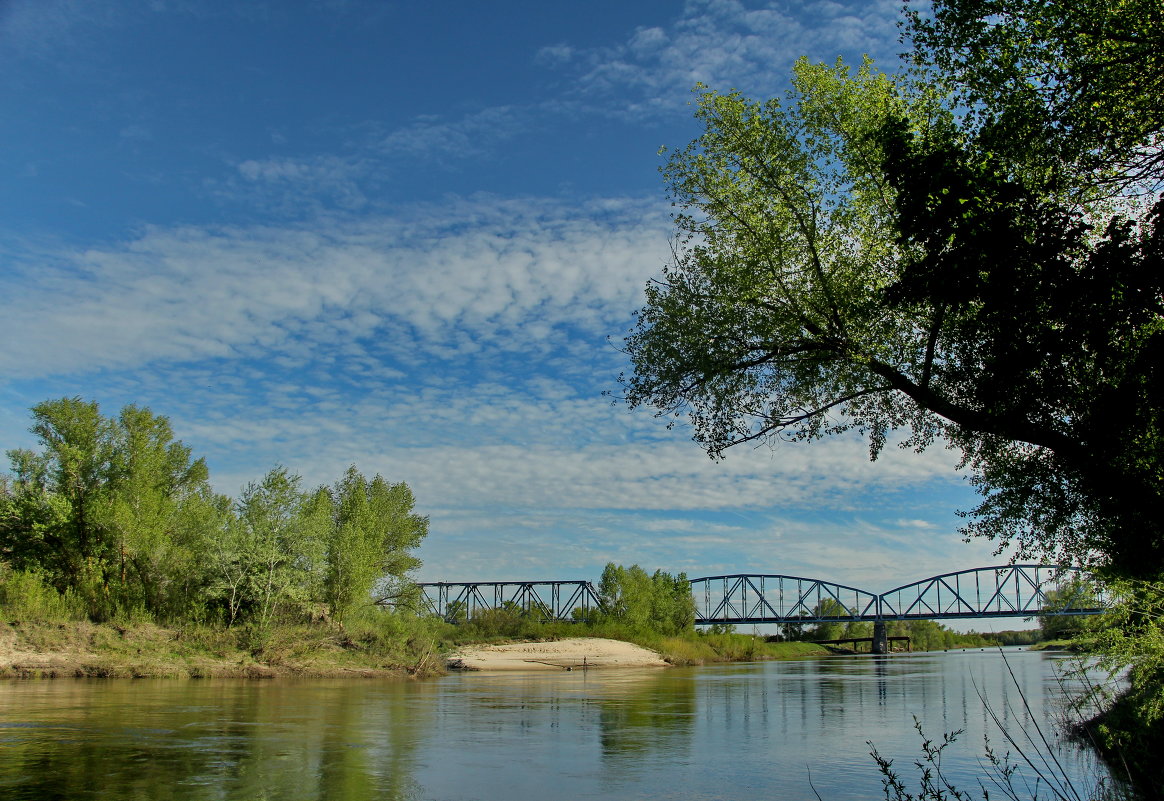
416 580 602 623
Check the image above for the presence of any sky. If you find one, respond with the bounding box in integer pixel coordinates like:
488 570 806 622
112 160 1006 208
0 0 1015 605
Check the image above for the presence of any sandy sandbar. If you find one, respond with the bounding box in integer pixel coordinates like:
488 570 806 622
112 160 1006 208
447 637 669 672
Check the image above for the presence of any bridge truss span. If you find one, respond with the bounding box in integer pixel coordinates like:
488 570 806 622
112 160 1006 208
413 565 1104 628
690 565 1104 625
877 565 1106 621
690 574 879 625
416 580 601 623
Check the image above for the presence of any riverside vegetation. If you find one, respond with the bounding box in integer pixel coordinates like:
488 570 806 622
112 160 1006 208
0 396 439 677
0 401 1035 677
0 398 812 675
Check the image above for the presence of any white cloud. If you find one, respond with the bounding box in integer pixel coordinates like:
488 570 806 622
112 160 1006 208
534 43 575 67
0 0 1004 595
0 194 671 378
547 0 904 116
377 106 532 161
213 154 371 214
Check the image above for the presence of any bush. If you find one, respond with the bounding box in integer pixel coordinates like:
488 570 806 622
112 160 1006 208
1081 578 1164 794
0 568 84 623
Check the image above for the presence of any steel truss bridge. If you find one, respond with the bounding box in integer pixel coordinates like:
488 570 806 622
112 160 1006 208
417 565 1104 626
416 580 602 623
691 565 1105 625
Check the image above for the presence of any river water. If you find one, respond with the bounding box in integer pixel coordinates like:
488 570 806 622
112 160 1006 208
0 648 1114 800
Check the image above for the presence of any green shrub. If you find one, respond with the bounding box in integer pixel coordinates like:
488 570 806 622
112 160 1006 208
0 568 84 623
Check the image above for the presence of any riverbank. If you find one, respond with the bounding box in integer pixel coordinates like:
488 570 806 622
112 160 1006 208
0 619 835 679
0 619 441 679
448 637 669 670
1027 638 1084 652
447 636 832 671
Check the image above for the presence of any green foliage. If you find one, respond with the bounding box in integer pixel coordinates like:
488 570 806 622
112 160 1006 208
985 629 1040 647
1 398 427 632
319 467 426 622
623 58 948 459
805 598 854 641
0 398 220 620
876 115 1164 574
232 467 318 628
884 1 1164 576
622 27 1164 576
443 600 468 624
1081 579 1164 793
597 563 695 635
0 567 84 622
904 0 1164 192
1038 577 1103 640
883 5 1164 790
885 620 961 652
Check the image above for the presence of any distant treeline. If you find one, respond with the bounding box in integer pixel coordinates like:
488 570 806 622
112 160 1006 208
0 400 1078 656
764 616 1040 651
0 397 426 627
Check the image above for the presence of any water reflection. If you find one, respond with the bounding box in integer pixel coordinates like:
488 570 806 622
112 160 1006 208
597 670 695 766
0 651 1112 801
0 680 432 800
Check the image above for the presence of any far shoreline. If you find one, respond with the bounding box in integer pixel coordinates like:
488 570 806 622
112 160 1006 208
446 637 670 671
1 620 836 680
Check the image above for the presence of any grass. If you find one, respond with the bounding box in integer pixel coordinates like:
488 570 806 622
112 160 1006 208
0 614 450 679
1 597 839 680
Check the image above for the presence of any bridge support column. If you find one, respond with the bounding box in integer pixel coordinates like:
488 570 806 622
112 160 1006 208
872 620 888 655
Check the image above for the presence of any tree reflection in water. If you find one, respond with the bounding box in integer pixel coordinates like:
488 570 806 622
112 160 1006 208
0 679 432 801
597 669 696 765
0 653 1111 801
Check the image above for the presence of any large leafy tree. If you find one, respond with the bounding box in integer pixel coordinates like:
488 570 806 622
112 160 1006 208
319 466 427 623
623 60 941 459
2 399 430 628
883 0 1164 575
103 404 218 616
229 466 319 628
0 398 220 618
620 5 1163 577
597 562 694 634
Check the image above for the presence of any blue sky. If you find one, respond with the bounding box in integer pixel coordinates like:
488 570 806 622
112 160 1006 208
0 0 1012 601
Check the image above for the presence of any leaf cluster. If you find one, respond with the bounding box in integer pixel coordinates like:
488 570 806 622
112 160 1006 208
0 397 427 626
596 562 695 636
620 3 1164 576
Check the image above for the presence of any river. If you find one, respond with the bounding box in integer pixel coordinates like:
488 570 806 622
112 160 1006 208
0 648 1115 800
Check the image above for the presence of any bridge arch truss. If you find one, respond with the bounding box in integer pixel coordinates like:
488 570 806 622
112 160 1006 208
691 565 1105 625
690 574 879 625
877 565 1106 621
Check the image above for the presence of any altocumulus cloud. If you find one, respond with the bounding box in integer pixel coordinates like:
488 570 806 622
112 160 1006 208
0 195 672 378
549 0 904 115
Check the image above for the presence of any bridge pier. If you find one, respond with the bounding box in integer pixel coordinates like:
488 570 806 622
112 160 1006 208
872 620 888 655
